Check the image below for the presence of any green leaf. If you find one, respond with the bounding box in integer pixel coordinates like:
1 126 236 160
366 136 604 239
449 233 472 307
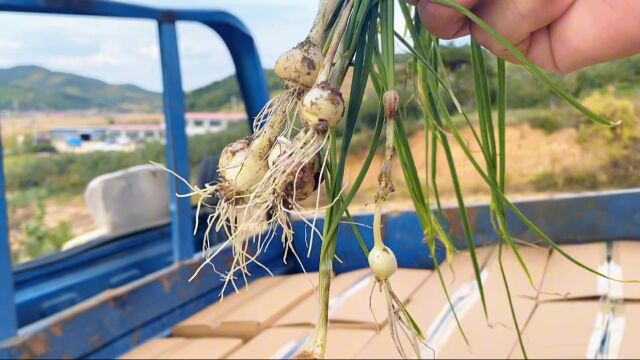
432 0 619 127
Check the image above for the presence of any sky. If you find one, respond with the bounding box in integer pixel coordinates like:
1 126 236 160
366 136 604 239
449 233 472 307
0 0 319 92
0 0 465 92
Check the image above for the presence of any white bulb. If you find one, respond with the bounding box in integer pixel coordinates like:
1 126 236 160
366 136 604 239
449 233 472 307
274 38 323 89
368 246 398 281
300 82 345 130
219 138 267 193
268 137 292 169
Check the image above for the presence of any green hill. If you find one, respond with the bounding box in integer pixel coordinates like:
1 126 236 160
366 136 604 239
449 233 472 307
0 65 161 112
186 69 284 112
7 45 635 114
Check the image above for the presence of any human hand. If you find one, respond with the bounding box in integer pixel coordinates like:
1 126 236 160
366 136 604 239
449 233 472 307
407 0 640 73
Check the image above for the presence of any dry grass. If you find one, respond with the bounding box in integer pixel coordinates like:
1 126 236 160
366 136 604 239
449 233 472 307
337 122 610 213
1 113 163 138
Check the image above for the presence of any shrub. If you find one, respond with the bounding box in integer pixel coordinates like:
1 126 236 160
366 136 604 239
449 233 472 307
579 88 637 142
4 122 249 196
16 201 72 261
524 111 563 134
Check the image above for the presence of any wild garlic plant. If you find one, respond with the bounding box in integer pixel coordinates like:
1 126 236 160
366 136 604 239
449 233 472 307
162 0 638 358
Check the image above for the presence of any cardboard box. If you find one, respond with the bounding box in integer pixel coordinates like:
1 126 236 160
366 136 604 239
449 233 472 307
483 245 550 299
538 243 607 301
120 338 241 359
120 338 185 359
354 296 446 358
226 326 376 359
163 338 243 359
512 301 603 359
172 275 283 338
354 247 496 359
405 245 495 320
183 272 319 340
275 268 431 329
616 303 640 359
611 241 640 300
436 246 546 359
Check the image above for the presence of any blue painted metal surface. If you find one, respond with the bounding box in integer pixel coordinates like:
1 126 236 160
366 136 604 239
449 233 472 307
294 190 640 271
158 21 194 262
293 213 444 274
12 209 227 328
0 136 18 342
14 226 173 327
0 240 293 359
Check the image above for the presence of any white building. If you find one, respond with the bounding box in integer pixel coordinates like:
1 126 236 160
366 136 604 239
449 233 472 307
185 112 246 136
49 112 247 153
106 124 165 144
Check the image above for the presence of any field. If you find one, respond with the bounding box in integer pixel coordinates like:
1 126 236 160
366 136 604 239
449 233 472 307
1 112 163 139
7 103 639 264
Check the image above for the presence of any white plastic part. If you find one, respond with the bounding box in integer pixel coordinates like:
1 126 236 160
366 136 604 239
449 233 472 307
62 164 171 250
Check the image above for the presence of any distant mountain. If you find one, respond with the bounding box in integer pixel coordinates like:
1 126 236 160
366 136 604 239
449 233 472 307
184 56 416 113
0 65 161 112
186 69 284 112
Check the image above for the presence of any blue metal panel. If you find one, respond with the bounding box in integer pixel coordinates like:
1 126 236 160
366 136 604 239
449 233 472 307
87 261 294 359
0 241 292 359
295 190 640 274
0 136 18 342
12 210 225 328
293 212 444 274
388 189 640 252
14 229 172 326
384 213 447 267
158 21 194 262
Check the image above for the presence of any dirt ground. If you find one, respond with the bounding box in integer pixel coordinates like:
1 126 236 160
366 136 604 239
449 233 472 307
339 123 607 212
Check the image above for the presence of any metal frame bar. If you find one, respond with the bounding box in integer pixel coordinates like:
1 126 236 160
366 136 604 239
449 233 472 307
158 21 193 262
0 136 18 341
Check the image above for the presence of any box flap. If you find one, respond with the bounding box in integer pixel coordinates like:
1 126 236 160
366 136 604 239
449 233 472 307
329 268 431 327
355 248 495 359
611 241 640 300
275 268 371 327
162 338 243 359
515 301 603 359
120 338 185 359
482 245 549 299
617 303 640 359
276 268 430 329
226 326 376 359
172 275 282 337
539 243 607 301
212 272 318 339
437 247 545 358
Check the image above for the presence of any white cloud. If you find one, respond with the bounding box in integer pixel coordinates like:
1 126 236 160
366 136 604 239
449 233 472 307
138 42 159 61
0 1 321 91
0 39 21 50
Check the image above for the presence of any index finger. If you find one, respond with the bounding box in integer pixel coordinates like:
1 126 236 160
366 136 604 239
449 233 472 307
418 0 478 39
